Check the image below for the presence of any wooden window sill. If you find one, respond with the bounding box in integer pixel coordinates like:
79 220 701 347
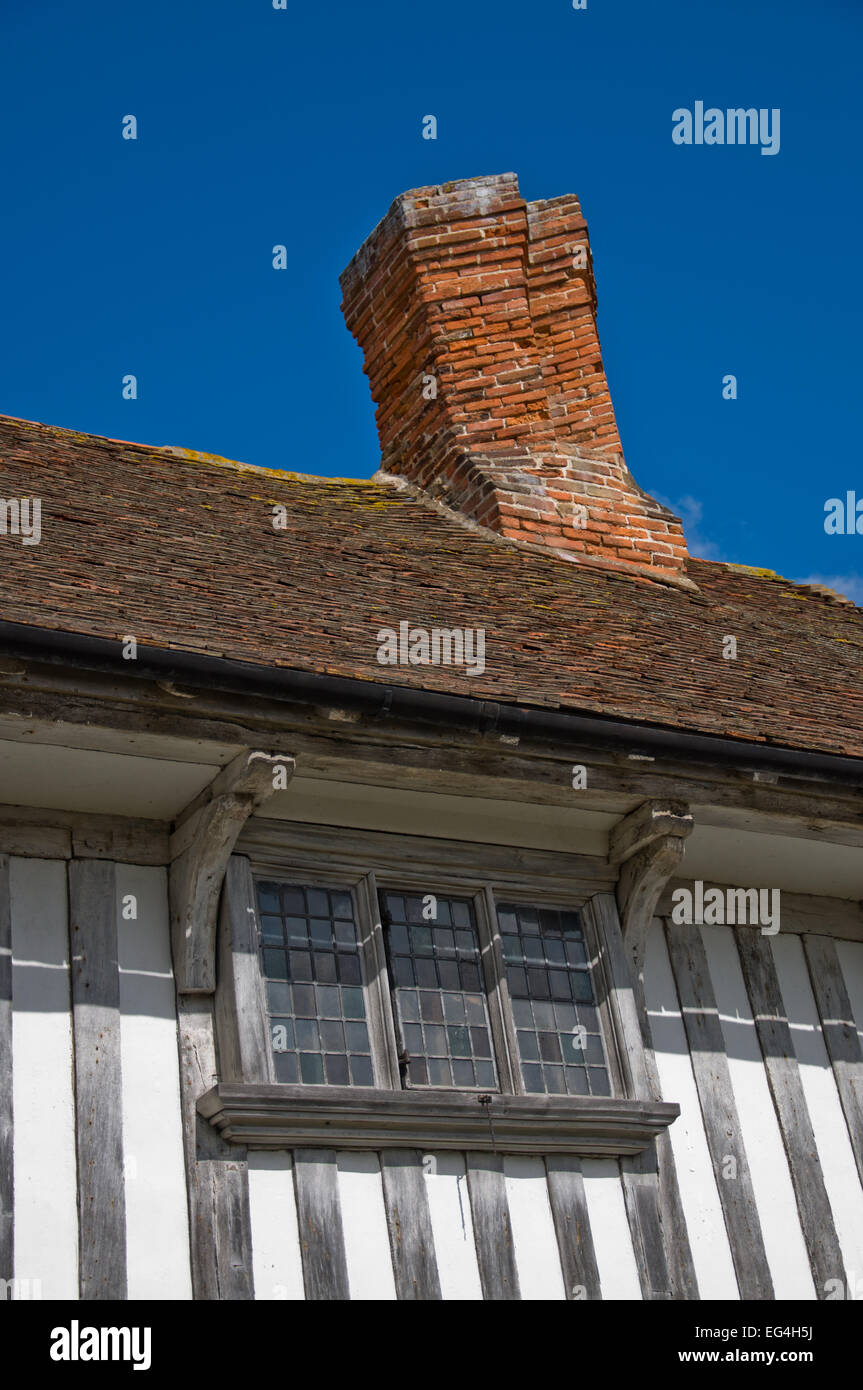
198 1083 679 1156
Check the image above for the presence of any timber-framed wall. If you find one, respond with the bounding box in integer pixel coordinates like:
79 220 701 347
0 644 862 1301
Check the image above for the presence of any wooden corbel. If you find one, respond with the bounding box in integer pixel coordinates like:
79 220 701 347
169 750 295 993
611 800 693 985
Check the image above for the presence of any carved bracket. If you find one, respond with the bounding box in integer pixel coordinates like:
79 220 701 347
612 800 693 983
169 750 295 993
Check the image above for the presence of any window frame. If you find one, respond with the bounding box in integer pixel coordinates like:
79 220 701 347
375 877 516 1094
234 865 401 1091
208 829 680 1158
226 848 625 1102
489 885 627 1099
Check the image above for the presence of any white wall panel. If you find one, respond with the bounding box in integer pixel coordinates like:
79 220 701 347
248 1152 305 1300
503 1156 565 1300
580 1158 641 1300
116 865 192 1300
702 925 815 1299
423 1152 483 1300
10 857 78 1298
337 1151 397 1300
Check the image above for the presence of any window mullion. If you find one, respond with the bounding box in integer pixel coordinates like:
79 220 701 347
580 893 641 1100
355 870 401 1090
477 886 522 1095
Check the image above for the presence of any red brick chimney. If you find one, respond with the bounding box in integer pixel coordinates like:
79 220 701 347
340 173 690 586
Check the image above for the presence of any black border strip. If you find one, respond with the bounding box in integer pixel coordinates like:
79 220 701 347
1 618 861 785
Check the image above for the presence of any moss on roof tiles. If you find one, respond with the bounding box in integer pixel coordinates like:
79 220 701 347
1 412 861 759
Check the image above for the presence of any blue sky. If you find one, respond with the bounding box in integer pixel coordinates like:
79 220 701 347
2 0 861 599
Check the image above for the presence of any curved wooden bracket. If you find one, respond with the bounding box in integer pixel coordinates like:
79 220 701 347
612 800 693 983
169 750 295 994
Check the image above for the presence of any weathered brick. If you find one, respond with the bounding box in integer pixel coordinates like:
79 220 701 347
340 173 688 581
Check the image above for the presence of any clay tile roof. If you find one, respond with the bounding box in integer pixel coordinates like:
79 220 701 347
1 414 862 760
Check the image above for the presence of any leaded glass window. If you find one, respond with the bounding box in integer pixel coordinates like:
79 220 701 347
256 880 374 1086
380 890 498 1091
496 901 610 1096
251 868 618 1101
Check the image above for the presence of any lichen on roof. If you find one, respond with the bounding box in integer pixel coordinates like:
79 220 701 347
1 411 862 759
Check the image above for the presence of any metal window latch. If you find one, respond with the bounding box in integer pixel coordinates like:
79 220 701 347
477 1093 497 1153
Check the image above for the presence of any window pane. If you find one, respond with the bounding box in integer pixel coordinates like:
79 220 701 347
256 880 373 1087
381 890 498 1092
496 901 611 1096
274 1051 299 1083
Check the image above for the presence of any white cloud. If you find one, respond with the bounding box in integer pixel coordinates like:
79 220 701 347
794 574 863 606
653 493 723 561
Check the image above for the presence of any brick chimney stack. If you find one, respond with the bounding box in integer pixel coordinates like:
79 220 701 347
340 173 689 585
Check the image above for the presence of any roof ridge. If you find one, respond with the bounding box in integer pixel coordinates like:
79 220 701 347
0 413 377 489
692 557 859 609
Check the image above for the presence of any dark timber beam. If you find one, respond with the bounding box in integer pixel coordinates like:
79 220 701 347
176 996 255 1300
2 676 863 841
169 749 295 994
3 619 863 792
69 860 128 1299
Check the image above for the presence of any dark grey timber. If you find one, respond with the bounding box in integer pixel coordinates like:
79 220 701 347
215 855 272 1083
738 930 846 1297
292 1149 350 1300
0 856 12 1283
68 859 127 1300
665 920 774 1299
634 1048 699 1300
803 933 863 1188
177 995 255 1300
621 1148 673 1299
465 1154 520 1301
379 1150 441 1300
545 1155 602 1300
652 1128 698 1299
